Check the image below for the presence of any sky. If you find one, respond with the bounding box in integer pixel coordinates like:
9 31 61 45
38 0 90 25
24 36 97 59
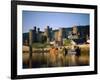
22 11 89 33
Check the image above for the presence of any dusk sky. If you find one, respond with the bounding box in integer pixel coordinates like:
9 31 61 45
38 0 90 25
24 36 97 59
22 11 89 33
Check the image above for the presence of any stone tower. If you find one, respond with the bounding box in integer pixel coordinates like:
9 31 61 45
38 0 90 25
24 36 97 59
29 29 33 46
58 28 63 46
37 28 40 42
72 25 78 35
45 26 50 43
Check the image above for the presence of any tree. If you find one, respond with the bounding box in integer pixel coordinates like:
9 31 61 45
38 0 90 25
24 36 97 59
63 39 71 46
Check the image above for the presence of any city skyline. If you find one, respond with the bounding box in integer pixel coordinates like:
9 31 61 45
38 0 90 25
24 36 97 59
22 11 90 33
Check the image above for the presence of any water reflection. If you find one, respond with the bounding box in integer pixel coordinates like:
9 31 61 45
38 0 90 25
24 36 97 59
23 51 89 68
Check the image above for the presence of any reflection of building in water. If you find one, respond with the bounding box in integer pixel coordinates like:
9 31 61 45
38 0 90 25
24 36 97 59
23 25 89 45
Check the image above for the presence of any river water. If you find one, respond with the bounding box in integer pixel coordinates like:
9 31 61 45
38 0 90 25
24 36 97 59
23 51 89 68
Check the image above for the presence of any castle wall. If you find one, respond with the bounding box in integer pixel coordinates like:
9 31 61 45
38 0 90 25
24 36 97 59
23 25 89 45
